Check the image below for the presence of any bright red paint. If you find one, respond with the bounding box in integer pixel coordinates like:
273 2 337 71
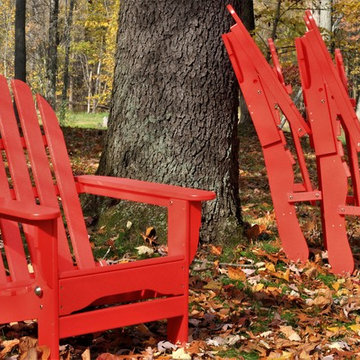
224 6 360 274
0 75 215 358
223 5 313 264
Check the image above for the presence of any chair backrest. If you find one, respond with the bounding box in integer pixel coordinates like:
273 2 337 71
0 76 95 283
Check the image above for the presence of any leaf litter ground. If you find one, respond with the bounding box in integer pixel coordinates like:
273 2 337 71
2 127 360 359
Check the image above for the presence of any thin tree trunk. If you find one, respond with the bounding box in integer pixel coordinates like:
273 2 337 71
15 0 26 82
92 60 102 113
60 0 75 120
87 69 92 114
97 1 242 241
238 0 255 126
69 74 73 111
46 0 59 109
313 0 332 34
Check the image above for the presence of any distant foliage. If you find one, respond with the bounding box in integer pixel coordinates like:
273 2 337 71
1 0 360 111
253 0 360 106
0 0 119 112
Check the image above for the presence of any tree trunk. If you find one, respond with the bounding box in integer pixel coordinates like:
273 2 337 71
46 0 59 109
15 0 26 81
60 0 75 121
97 1 242 242
313 0 332 34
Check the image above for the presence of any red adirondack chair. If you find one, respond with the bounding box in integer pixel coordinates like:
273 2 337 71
0 75 215 358
222 5 314 264
294 10 360 273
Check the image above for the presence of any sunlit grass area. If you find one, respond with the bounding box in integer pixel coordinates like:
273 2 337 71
59 111 109 129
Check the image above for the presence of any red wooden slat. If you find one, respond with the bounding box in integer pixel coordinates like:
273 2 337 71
0 76 31 282
0 77 34 201
60 295 185 339
12 80 74 271
36 95 95 269
60 257 185 314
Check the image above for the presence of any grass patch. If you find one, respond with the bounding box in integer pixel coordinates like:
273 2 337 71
60 111 108 129
261 243 280 254
316 273 337 288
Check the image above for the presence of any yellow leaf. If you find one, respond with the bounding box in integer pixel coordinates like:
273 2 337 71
171 348 191 360
266 263 276 272
332 281 340 291
253 283 264 292
228 267 247 281
327 326 340 332
349 324 360 332
274 269 290 281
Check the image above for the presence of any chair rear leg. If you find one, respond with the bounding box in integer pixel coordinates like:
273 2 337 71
264 143 309 262
319 156 354 274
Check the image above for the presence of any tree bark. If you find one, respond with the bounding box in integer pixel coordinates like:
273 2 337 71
15 0 26 82
97 1 242 241
46 0 59 109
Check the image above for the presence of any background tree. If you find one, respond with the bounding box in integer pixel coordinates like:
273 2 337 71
15 0 26 81
59 0 75 121
238 0 255 126
46 0 59 109
97 1 243 242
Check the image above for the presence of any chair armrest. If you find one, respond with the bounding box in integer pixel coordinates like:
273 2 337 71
0 198 60 223
75 175 216 203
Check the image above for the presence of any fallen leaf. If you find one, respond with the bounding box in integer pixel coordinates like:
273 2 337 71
136 245 154 256
171 348 191 360
21 348 37 360
38 345 50 360
266 263 276 272
279 326 301 341
0 339 20 358
81 348 91 360
209 245 222 256
96 354 120 360
203 280 222 291
228 267 246 281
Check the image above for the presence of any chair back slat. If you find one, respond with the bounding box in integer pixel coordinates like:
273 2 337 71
0 76 33 282
11 80 74 271
0 158 28 283
0 77 34 201
37 95 95 269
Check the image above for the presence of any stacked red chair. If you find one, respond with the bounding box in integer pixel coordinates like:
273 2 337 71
223 5 360 274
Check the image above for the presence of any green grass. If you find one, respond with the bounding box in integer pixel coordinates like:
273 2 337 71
59 111 108 129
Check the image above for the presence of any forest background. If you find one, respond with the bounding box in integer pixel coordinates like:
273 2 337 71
3 0 360 122
2 1 360 359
